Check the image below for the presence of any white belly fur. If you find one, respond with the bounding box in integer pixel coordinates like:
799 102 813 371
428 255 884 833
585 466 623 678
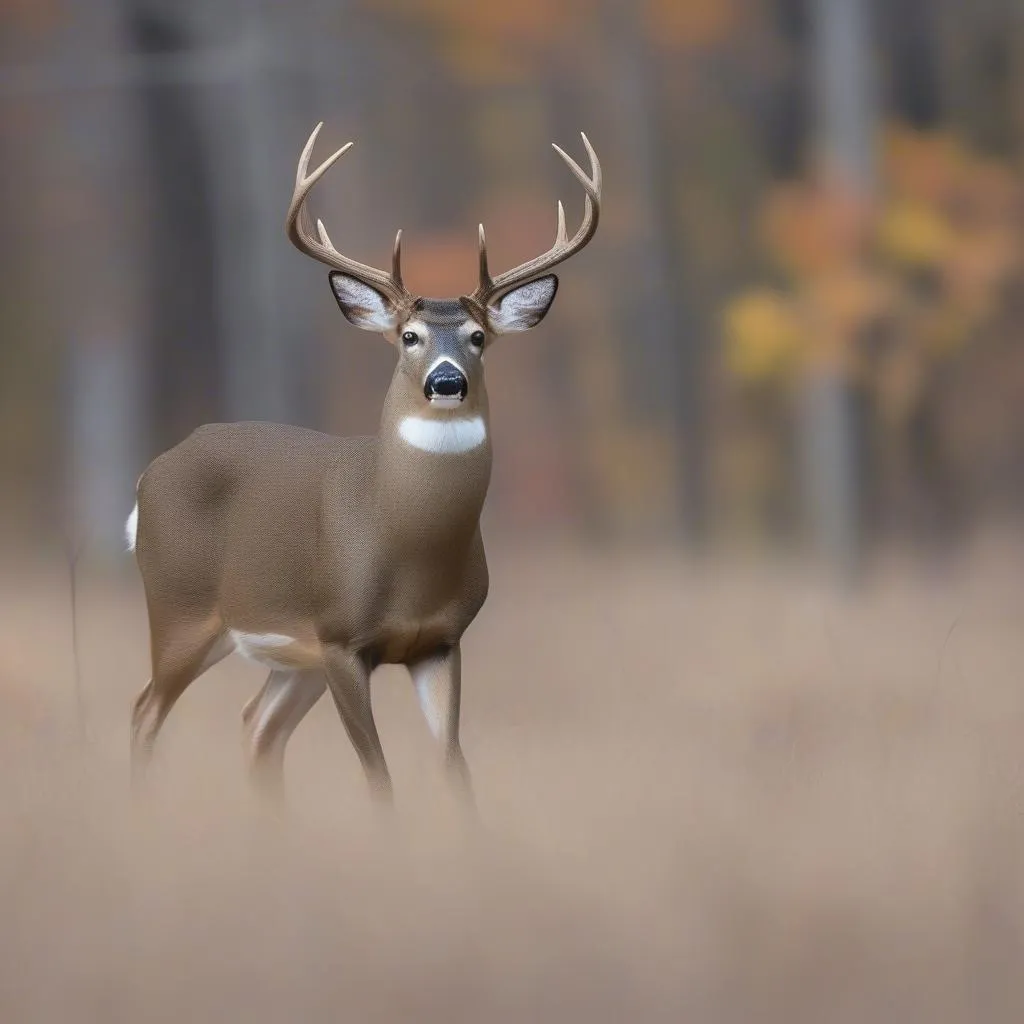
230 630 300 669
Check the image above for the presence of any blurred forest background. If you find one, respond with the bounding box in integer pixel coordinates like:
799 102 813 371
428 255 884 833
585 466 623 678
2 0 1024 573
7 6 1024 1019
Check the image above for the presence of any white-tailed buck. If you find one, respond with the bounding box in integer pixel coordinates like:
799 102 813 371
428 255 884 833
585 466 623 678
127 122 601 803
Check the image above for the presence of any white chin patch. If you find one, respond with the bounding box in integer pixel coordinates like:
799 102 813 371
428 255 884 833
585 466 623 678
428 396 464 409
398 415 487 455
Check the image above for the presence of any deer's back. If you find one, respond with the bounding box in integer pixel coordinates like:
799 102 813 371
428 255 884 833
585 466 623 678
135 421 375 631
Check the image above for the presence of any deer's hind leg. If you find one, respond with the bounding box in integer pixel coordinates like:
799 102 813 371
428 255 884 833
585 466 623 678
242 668 326 800
131 613 232 782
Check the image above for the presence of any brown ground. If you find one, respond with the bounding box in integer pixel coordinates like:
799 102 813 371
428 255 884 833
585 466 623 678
2 535 1024 1022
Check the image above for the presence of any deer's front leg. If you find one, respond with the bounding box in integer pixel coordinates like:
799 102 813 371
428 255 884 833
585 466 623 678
322 645 392 803
408 644 474 807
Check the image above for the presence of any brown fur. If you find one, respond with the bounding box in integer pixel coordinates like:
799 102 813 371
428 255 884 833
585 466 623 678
131 393 491 801
128 124 601 805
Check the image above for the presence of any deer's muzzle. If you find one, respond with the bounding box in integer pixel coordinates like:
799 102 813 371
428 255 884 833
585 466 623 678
424 360 468 406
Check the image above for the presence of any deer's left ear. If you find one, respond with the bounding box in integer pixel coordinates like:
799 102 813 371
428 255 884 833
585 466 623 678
488 275 559 334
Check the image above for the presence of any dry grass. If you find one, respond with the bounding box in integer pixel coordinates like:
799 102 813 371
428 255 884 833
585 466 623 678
2 535 1024 1022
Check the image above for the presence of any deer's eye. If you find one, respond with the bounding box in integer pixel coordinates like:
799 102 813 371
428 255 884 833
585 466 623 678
401 330 419 347
470 330 485 347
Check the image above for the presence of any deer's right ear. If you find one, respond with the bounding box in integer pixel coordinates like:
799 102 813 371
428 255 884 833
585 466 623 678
329 273 400 332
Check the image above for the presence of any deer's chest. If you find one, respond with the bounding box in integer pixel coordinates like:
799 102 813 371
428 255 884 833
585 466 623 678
371 618 454 665
370 552 488 662
318 532 485 664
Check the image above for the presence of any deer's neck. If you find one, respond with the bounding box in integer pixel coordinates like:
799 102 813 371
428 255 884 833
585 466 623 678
372 395 493 551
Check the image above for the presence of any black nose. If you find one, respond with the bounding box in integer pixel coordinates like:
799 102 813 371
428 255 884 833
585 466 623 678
424 361 468 401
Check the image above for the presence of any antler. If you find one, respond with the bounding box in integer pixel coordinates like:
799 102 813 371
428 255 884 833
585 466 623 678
286 122 412 311
471 132 602 309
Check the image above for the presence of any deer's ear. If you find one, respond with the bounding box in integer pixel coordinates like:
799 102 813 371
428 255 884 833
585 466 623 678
488 275 559 334
329 272 399 332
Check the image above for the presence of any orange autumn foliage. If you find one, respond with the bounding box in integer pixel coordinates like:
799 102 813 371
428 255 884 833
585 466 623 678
724 125 1024 391
644 0 739 51
761 182 872 279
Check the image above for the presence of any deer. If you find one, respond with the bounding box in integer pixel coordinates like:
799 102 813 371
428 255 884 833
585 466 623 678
126 121 601 806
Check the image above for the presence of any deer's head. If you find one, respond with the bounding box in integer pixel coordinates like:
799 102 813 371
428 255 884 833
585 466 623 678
286 124 601 418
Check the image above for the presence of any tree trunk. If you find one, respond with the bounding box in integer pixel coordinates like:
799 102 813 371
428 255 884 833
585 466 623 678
803 0 878 579
58 0 147 561
600 0 702 541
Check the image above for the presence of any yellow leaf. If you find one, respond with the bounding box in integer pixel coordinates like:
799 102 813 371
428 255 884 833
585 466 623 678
722 288 805 383
877 201 956 269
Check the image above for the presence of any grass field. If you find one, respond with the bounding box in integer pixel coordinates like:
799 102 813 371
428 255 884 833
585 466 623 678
2 535 1024 1022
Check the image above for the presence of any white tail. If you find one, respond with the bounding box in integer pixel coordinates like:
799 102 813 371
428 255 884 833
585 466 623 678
124 503 138 552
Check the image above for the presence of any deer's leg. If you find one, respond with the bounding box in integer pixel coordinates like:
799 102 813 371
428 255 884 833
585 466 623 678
321 645 392 802
240 678 268 730
130 616 231 781
242 668 326 800
408 644 474 807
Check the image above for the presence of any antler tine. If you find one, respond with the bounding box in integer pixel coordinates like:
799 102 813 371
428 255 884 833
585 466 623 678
477 223 493 292
392 229 404 289
294 121 323 184
316 218 338 250
551 144 592 195
286 123 411 308
580 131 602 192
303 142 353 190
295 123 353 192
472 133 602 306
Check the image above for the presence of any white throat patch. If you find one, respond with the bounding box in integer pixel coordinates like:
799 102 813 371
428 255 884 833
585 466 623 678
398 415 487 455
